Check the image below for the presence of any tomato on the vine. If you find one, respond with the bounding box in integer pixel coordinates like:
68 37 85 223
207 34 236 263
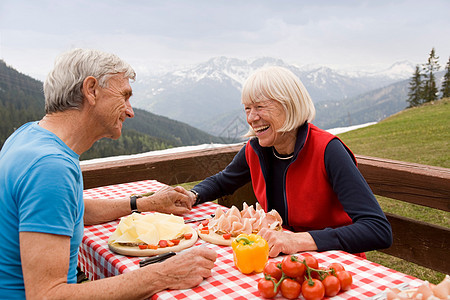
256 254 353 299
303 255 319 269
322 275 341 297
258 276 278 299
302 278 325 300
263 261 282 281
336 270 353 291
280 278 301 299
281 255 306 278
328 262 345 274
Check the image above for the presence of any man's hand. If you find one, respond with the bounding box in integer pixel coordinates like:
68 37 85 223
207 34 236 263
140 186 193 215
154 246 217 290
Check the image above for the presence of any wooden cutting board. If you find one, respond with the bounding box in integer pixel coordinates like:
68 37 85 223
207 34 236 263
108 226 198 257
197 224 234 246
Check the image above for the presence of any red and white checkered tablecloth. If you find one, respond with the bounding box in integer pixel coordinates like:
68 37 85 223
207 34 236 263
79 180 424 299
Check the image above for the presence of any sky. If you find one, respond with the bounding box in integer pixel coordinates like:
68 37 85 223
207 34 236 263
1 0 449 81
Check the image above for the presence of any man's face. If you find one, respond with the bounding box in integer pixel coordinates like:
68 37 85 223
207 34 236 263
95 74 134 140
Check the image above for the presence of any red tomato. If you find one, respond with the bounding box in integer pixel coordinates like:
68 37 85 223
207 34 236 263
263 261 282 281
303 255 319 269
170 239 180 245
201 219 209 226
280 278 301 299
158 240 168 248
184 233 193 240
322 275 341 297
222 233 231 240
302 279 325 300
328 262 345 274
201 228 210 234
295 274 306 285
336 270 353 291
257 276 278 299
281 255 306 278
138 244 147 249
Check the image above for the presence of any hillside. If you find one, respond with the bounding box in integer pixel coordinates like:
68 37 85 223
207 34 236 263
0 60 45 145
338 98 449 168
0 60 231 160
315 78 410 129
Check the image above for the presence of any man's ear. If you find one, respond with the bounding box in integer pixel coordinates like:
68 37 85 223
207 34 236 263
82 76 98 106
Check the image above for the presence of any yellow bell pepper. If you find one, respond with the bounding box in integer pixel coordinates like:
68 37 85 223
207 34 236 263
231 233 269 274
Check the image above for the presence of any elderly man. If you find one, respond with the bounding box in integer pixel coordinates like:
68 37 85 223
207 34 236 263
0 48 216 299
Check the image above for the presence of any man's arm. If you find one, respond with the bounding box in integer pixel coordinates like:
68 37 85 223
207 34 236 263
20 232 216 299
84 185 194 225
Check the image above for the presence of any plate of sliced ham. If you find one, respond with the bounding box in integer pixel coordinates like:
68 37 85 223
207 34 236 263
197 202 283 246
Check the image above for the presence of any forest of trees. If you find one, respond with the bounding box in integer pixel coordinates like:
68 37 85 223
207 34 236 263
407 48 450 107
0 60 231 160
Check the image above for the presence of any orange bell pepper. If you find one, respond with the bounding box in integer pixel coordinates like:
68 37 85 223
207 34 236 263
231 233 269 274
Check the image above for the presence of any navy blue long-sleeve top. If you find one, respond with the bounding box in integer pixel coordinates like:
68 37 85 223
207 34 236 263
193 123 392 254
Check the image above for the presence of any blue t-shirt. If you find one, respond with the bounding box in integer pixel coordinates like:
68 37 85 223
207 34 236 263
0 122 84 298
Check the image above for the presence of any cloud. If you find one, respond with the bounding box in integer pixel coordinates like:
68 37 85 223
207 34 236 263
1 0 449 80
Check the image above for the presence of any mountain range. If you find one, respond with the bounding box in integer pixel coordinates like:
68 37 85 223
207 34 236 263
130 57 420 137
2 56 444 158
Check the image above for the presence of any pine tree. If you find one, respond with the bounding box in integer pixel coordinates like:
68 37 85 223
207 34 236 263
441 57 450 99
407 65 423 107
422 48 440 102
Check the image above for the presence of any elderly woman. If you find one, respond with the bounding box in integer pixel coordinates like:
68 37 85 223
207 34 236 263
190 66 392 257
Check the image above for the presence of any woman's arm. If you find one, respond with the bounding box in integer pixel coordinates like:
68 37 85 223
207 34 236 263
192 145 252 203
309 138 393 253
259 139 392 257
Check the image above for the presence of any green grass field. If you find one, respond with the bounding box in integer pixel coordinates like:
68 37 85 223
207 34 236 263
338 98 449 168
337 98 449 283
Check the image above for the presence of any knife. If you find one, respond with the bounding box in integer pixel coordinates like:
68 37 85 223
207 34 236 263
184 214 215 224
139 252 176 267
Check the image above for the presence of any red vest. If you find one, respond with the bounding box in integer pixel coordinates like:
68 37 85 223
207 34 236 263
245 124 354 232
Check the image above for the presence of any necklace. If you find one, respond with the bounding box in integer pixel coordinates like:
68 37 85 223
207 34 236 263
272 147 294 160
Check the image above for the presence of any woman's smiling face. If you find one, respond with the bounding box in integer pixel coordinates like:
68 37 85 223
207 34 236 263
244 98 290 150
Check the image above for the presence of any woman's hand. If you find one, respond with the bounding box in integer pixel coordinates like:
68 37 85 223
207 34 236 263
258 228 318 257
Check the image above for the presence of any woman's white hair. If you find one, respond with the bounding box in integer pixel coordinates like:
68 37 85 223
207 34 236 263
43 48 136 113
241 66 315 137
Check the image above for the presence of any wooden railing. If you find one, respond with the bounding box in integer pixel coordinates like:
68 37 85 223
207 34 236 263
81 144 450 274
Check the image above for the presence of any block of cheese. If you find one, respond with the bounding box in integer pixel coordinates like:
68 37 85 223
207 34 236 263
108 212 198 256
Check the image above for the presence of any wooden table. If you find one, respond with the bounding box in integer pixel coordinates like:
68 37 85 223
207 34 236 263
79 180 424 299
